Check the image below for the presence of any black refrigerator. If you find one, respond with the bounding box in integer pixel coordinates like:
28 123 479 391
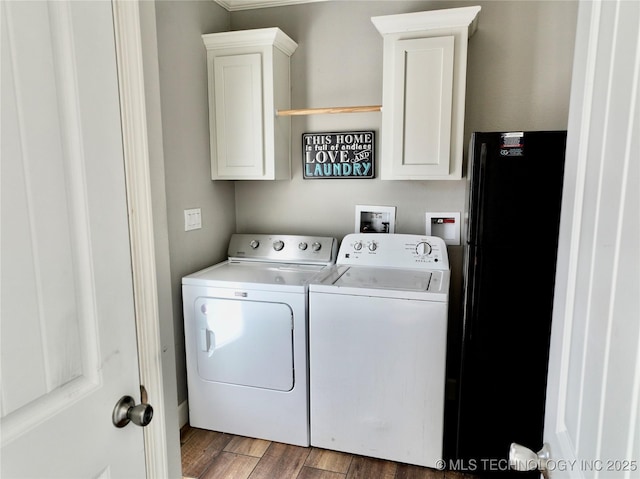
455 131 567 477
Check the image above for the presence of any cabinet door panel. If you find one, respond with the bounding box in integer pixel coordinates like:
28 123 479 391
213 53 264 177
392 36 454 177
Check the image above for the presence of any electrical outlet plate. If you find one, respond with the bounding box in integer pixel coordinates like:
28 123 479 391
355 205 396 233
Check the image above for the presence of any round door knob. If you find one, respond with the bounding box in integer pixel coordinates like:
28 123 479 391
299 242 308 250
353 241 363 251
273 240 284 251
249 240 260 249
312 242 322 252
416 241 432 256
112 395 154 428
368 241 378 252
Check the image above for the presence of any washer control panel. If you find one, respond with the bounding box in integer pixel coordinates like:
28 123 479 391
338 233 449 270
228 234 338 265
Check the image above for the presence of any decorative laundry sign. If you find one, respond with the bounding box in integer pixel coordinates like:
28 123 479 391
302 131 375 179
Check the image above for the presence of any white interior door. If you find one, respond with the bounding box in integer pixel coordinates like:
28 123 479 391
1 1 147 477
519 1 640 477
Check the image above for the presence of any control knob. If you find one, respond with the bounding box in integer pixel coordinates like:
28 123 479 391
353 241 363 251
312 242 322 252
273 240 284 251
299 242 308 251
249 240 260 249
368 241 378 252
415 241 432 256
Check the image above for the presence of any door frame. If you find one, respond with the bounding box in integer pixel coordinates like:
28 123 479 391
113 1 174 476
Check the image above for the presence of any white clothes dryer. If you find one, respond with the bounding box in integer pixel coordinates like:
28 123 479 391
182 234 337 446
309 233 450 467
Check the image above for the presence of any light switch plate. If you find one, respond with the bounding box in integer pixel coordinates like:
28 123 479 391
184 208 202 231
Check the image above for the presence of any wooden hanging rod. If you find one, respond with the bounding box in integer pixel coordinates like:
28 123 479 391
276 105 382 116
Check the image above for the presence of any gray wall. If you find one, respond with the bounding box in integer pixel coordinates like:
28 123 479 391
231 0 577 237
155 0 578 409
155 0 234 405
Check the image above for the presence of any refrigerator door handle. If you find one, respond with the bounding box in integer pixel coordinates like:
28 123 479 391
474 143 488 246
468 248 483 341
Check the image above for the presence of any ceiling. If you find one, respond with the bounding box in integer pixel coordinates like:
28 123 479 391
214 0 328 11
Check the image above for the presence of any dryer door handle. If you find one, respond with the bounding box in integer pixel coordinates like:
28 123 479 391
199 328 215 356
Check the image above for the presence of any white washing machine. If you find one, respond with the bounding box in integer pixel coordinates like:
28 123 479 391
309 233 450 467
182 233 337 446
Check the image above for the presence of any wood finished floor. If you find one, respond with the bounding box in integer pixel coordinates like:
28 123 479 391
181 425 479 479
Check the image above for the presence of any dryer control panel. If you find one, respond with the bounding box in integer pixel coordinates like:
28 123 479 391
228 234 337 265
337 233 449 270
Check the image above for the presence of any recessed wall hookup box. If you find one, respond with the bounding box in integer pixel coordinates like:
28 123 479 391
425 212 460 245
355 205 396 233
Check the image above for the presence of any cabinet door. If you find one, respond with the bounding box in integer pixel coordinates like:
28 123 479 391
212 53 264 178
389 36 454 178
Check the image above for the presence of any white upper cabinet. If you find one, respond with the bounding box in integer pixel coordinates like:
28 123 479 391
203 28 297 180
372 7 481 180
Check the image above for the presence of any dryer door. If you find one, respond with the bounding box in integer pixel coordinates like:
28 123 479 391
195 298 294 391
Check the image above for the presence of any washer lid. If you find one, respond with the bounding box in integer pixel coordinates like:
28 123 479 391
334 267 432 291
310 265 449 301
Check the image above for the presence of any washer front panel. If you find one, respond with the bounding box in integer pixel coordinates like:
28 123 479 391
309 292 447 467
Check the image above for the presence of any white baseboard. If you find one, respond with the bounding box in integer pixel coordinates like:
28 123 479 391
178 399 189 428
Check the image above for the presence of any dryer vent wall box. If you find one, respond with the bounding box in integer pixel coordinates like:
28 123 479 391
425 212 460 245
355 205 397 234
